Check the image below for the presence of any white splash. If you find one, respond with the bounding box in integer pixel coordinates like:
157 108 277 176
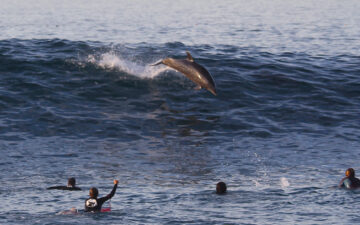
253 180 261 187
90 52 169 79
280 177 290 189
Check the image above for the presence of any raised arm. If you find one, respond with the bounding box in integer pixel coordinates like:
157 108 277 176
98 180 119 204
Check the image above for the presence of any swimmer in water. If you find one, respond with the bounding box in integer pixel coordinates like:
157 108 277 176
85 179 118 212
47 177 81 191
216 181 227 194
339 168 360 189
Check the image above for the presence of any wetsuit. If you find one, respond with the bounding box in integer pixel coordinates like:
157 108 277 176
339 177 360 189
85 183 118 212
47 186 81 191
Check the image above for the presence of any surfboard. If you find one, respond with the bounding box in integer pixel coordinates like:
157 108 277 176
57 207 78 215
101 200 111 212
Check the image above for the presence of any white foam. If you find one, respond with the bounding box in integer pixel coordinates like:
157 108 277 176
280 177 290 189
89 52 169 79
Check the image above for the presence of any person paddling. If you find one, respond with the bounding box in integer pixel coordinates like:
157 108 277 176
85 179 118 212
47 177 81 191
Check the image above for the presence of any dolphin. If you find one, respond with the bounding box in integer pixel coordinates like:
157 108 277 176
151 51 217 96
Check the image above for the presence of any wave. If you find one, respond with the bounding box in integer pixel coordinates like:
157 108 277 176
1 39 360 140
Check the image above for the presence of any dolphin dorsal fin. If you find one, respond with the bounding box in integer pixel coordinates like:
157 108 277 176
186 51 194 62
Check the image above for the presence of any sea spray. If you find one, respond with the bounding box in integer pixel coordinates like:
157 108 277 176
280 177 290 189
93 52 169 79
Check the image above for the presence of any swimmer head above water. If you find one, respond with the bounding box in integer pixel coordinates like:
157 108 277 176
216 182 227 194
345 168 355 178
89 187 99 198
67 177 76 188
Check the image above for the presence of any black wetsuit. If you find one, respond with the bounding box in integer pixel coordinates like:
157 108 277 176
47 186 81 191
339 176 360 189
85 183 118 212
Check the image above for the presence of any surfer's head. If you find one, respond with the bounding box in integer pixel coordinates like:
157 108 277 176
89 187 98 198
346 168 355 178
216 181 227 194
67 177 76 188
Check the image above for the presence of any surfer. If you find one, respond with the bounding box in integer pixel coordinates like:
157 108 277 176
85 179 119 212
47 177 81 191
339 168 360 189
216 181 227 194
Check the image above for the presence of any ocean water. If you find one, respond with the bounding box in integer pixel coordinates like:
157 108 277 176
1 0 360 224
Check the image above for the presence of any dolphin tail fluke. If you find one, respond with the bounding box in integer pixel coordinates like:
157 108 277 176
150 60 163 66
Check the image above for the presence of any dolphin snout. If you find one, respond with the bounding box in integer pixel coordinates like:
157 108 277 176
208 87 217 96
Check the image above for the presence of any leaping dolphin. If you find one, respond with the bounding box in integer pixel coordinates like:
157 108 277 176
151 51 217 96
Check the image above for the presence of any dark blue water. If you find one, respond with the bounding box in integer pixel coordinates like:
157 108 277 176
1 0 360 224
